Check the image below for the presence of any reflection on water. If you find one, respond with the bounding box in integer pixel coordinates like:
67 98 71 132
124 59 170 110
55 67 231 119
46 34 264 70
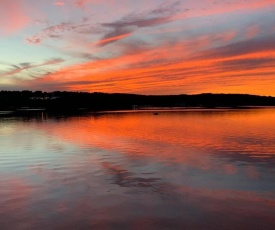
0 108 275 229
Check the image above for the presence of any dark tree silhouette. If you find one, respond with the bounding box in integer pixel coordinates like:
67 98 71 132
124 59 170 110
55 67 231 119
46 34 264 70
0 91 275 114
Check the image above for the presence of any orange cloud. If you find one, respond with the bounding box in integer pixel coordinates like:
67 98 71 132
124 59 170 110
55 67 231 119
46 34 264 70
94 33 132 46
27 28 275 95
4 0 274 95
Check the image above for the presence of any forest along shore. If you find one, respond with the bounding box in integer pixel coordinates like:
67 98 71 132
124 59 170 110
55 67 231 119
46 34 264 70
1 91 275 113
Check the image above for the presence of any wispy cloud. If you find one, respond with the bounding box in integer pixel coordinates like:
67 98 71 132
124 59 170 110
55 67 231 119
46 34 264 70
26 22 73 44
96 1 182 46
29 29 275 95
0 58 65 78
26 20 104 44
200 34 275 59
2 0 275 95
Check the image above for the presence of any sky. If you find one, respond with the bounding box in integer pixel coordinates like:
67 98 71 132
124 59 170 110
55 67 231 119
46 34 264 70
0 0 275 95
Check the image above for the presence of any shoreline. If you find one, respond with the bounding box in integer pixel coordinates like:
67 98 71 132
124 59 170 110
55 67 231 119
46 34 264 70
1 106 275 117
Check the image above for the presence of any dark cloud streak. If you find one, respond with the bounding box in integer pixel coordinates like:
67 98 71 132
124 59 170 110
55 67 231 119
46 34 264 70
0 58 65 78
96 1 182 46
202 34 275 59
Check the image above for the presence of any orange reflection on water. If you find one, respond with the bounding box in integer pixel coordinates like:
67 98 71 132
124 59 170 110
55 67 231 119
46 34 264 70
41 109 275 161
1 109 275 229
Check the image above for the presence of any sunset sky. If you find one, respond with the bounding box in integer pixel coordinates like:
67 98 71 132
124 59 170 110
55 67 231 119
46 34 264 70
1 0 275 95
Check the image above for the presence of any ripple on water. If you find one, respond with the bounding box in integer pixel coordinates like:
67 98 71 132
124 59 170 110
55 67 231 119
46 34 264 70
1 109 275 229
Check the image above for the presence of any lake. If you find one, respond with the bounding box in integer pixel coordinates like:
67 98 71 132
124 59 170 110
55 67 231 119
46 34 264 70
0 108 275 229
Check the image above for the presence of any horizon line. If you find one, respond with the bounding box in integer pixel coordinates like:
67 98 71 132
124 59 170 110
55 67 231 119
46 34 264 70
0 90 275 98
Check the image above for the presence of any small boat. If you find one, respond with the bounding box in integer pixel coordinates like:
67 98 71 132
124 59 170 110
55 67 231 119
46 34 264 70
153 112 159 115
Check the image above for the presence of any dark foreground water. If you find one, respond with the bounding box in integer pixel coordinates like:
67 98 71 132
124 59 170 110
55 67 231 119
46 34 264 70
0 108 275 230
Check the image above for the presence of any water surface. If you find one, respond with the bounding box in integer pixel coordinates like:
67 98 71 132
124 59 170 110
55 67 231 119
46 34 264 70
1 108 275 229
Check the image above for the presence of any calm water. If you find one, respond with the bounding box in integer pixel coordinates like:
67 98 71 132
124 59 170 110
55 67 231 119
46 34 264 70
1 109 275 230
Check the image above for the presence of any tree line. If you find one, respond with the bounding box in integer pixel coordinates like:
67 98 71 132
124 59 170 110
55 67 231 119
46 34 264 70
1 90 275 112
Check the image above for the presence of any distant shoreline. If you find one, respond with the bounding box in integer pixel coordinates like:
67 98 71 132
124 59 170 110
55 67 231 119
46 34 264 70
1 91 275 114
1 106 275 118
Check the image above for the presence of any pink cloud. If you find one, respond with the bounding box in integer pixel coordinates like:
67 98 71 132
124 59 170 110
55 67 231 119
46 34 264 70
174 0 275 21
221 31 237 42
54 1 65 6
245 25 261 39
0 0 30 34
75 0 92 8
